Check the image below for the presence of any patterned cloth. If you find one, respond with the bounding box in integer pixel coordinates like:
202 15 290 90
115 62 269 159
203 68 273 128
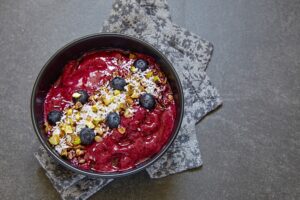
35 0 222 199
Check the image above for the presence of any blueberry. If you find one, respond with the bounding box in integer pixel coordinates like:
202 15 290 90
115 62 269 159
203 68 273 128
110 77 127 91
79 128 95 145
72 90 89 104
106 112 120 129
139 93 156 110
133 59 148 71
47 110 63 126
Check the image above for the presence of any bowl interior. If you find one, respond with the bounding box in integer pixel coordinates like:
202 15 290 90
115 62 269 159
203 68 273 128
31 33 183 178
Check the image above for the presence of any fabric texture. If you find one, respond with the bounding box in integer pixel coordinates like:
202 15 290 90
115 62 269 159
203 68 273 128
34 0 222 199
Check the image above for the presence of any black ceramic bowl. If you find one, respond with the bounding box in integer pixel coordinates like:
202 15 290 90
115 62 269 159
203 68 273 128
31 33 184 178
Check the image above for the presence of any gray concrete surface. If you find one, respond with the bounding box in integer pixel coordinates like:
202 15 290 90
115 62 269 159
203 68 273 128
0 0 299 199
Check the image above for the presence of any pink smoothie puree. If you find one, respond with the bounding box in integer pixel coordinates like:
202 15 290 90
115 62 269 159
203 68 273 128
44 50 176 172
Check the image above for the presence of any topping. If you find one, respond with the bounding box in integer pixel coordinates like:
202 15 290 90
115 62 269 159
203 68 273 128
72 90 89 104
48 135 60 145
106 112 120 129
47 110 63 126
118 126 126 134
79 128 95 145
139 93 156 110
110 77 127 91
133 59 148 71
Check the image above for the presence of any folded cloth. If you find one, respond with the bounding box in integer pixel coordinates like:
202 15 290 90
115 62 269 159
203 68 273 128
34 0 222 199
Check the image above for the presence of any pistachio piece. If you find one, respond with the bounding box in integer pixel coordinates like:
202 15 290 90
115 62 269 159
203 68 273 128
145 71 153 79
92 117 103 126
91 105 98 112
130 66 138 73
153 76 160 83
114 90 121 96
131 90 139 99
66 109 73 116
72 135 81 145
65 125 73 134
75 113 81 121
124 109 133 118
85 121 95 129
48 135 60 145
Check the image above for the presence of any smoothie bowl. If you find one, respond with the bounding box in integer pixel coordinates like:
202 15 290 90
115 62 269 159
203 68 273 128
31 33 183 178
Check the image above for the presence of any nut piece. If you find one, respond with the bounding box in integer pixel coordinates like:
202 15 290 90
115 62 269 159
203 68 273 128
168 94 174 101
130 66 138 73
61 149 68 157
153 76 160 83
67 150 75 160
48 135 60 145
76 149 84 156
72 92 82 98
66 109 73 116
75 102 83 109
114 90 121 96
91 105 98 112
65 125 73 134
85 121 95 129
145 71 153 79
131 91 139 99
95 135 102 142
95 127 104 136
78 159 86 164
118 127 126 134
124 109 133 118
72 135 81 145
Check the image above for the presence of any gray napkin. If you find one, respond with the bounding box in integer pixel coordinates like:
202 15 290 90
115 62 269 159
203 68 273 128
35 0 222 199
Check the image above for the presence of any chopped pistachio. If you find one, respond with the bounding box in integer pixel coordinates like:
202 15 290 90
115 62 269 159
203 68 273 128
72 92 82 98
118 127 126 134
114 90 121 95
48 135 60 145
153 76 160 83
66 109 73 116
103 96 115 106
145 71 153 78
92 117 103 126
65 125 73 134
131 90 139 99
91 105 98 112
130 66 138 73
85 121 95 129
124 109 133 118
72 135 81 145
75 113 81 121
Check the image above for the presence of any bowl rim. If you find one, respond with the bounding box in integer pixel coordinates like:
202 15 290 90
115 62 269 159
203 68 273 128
31 33 184 178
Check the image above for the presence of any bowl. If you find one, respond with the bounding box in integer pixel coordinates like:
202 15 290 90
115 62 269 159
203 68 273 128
31 33 184 178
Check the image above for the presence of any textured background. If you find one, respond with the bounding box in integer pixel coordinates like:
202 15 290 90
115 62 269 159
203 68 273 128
0 0 299 199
